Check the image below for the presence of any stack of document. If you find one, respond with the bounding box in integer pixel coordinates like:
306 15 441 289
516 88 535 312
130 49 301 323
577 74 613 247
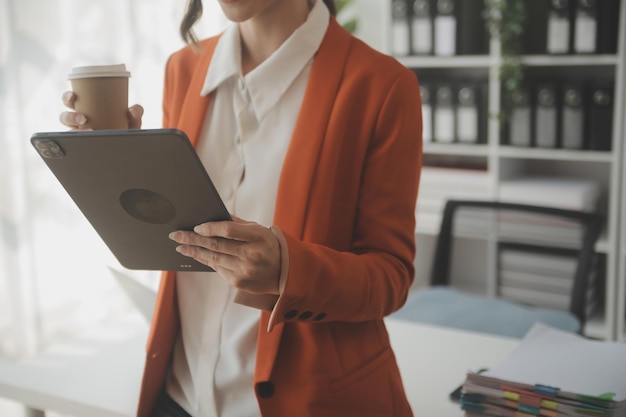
416 166 492 234
461 323 626 417
498 177 601 213
493 177 602 318
498 248 599 319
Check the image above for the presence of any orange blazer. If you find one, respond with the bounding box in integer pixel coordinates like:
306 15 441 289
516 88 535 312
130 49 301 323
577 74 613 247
137 18 423 417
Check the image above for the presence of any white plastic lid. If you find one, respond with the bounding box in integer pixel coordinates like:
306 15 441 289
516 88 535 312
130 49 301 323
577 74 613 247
68 64 131 79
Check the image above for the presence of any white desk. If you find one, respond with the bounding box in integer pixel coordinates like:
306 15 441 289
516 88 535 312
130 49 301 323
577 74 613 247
0 313 148 417
388 318 519 416
0 314 519 417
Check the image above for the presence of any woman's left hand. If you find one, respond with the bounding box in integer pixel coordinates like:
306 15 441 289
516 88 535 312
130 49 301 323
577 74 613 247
169 216 281 294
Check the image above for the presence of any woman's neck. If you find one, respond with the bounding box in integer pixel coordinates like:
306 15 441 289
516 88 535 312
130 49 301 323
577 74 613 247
239 1 312 74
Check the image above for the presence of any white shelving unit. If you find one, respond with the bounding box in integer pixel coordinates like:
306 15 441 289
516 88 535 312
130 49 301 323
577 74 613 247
366 0 626 340
616 5 626 343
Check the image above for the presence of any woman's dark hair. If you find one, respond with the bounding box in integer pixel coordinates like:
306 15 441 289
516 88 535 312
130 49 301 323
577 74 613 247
180 0 337 44
180 0 203 45
324 0 337 15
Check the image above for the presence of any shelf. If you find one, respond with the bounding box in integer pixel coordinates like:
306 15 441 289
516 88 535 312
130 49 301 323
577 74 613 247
397 54 619 69
379 0 626 341
519 55 620 67
396 55 493 69
497 147 614 163
424 143 490 157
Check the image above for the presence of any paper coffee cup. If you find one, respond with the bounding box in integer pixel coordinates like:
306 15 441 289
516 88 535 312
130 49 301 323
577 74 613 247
68 64 131 130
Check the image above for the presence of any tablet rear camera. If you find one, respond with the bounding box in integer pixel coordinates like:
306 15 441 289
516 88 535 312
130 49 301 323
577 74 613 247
34 139 65 159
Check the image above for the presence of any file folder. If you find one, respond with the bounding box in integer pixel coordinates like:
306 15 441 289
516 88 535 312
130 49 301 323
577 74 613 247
560 84 585 149
596 0 620 54
433 0 456 56
534 84 559 148
420 83 434 143
587 83 614 151
391 0 411 56
457 0 489 55
573 0 598 53
455 84 480 144
522 1 550 54
411 0 433 55
546 0 573 54
433 84 455 143
505 89 532 147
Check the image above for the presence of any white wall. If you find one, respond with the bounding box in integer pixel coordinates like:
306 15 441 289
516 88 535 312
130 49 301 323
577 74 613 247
345 0 388 53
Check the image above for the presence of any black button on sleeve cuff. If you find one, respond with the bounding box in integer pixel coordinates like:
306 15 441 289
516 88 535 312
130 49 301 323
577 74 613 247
284 310 298 319
256 381 275 399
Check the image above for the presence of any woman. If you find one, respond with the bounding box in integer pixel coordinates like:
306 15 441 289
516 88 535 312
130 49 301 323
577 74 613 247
61 0 423 416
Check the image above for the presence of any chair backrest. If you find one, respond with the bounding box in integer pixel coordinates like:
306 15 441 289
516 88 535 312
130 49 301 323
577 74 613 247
429 200 603 326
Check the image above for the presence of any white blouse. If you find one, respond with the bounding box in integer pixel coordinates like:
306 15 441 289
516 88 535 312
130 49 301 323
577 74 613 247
165 2 329 416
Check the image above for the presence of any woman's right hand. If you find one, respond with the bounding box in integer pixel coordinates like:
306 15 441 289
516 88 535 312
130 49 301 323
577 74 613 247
59 91 144 130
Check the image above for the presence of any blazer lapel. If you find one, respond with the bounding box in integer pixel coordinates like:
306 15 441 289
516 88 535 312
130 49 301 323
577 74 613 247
256 18 352 382
177 43 218 147
273 19 352 238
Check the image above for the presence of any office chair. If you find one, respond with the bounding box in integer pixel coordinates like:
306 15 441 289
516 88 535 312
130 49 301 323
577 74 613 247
392 200 603 338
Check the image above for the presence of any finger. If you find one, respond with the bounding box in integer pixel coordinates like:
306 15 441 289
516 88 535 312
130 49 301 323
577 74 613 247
169 231 244 257
172 230 281 294
175 243 240 271
62 91 76 109
231 215 253 224
193 220 264 242
128 104 144 129
59 111 88 129
176 231 279 277
176 244 272 293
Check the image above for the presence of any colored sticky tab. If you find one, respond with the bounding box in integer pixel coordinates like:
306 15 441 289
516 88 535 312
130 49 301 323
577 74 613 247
575 405 612 416
504 399 518 409
503 385 549 401
540 399 558 410
576 392 616 408
518 403 540 414
519 394 542 407
534 384 559 397
504 390 519 401
577 392 616 402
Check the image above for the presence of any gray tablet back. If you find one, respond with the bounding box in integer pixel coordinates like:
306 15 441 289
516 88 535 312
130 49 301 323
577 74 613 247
31 129 230 271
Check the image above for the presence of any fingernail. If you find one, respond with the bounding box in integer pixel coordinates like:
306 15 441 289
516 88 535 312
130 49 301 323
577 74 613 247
76 114 87 125
62 91 73 101
193 225 207 234
129 106 143 119
175 246 184 254
169 232 178 240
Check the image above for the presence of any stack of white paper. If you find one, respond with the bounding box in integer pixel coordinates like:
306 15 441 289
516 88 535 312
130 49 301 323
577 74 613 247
416 166 492 234
460 323 626 417
498 177 601 212
490 178 602 317
498 248 599 319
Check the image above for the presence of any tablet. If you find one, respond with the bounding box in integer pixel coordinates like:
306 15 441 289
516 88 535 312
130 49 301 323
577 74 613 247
31 128 231 271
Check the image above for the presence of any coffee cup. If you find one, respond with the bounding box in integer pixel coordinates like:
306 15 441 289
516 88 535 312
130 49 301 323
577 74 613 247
68 64 131 130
